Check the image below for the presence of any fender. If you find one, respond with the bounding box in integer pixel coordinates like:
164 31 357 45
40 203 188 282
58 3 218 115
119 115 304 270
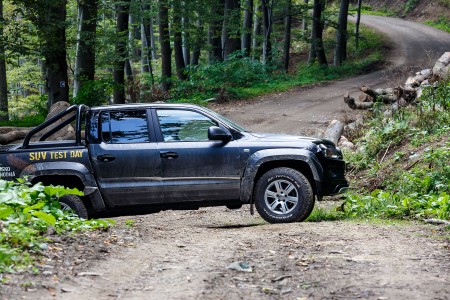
240 149 324 203
20 161 106 210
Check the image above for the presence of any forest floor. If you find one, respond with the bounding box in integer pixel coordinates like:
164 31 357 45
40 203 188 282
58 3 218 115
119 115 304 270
2 15 450 300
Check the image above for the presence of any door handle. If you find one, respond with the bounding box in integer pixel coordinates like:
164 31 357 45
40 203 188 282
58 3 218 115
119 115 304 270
160 151 179 159
96 154 116 162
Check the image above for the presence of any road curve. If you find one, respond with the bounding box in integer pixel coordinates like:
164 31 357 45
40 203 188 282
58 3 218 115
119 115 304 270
215 15 450 136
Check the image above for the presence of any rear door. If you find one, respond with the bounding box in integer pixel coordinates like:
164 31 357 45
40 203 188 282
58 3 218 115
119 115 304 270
153 108 241 202
89 109 163 206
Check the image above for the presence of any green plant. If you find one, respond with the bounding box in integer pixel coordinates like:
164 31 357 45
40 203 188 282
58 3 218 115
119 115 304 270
0 180 114 273
72 79 114 107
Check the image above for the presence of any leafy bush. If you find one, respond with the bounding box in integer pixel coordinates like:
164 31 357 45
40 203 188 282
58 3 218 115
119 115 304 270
0 180 113 273
72 79 114 107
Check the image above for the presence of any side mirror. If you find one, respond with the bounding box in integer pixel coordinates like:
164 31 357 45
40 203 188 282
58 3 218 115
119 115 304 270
208 126 232 142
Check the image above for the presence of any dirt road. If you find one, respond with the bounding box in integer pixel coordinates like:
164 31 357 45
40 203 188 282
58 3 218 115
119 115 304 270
214 15 450 136
3 16 450 300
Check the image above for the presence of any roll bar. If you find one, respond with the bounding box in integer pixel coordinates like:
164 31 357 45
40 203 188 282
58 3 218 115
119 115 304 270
22 104 89 149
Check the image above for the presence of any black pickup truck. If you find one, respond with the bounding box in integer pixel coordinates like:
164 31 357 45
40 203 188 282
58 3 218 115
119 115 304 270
0 103 348 223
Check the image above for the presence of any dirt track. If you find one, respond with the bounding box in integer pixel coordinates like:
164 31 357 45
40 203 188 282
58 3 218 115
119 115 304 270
3 16 450 300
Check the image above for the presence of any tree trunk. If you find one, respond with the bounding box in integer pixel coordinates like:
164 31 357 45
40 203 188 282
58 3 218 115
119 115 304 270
73 0 98 98
301 0 309 38
44 0 70 107
355 0 362 49
173 1 187 80
159 0 172 92
252 1 261 60
308 0 327 66
191 19 203 65
208 0 224 63
242 0 253 56
141 4 151 74
182 16 191 66
283 0 292 71
113 1 130 104
261 0 272 64
223 0 241 59
0 0 8 121
334 0 349 66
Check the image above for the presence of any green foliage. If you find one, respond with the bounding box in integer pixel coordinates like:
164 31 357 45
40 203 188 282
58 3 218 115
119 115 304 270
404 0 419 14
72 79 114 107
344 80 450 221
0 180 113 273
424 17 450 33
306 207 345 222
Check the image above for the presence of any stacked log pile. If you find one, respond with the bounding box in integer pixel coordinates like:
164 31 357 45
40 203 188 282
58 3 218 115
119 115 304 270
325 52 450 150
344 52 449 112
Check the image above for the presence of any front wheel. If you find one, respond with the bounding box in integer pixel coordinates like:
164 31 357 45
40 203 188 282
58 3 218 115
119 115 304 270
254 167 314 223
59 194 88 219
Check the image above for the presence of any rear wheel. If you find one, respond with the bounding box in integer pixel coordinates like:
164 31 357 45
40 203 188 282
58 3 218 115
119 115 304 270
59 194 88 219
254 167 314 223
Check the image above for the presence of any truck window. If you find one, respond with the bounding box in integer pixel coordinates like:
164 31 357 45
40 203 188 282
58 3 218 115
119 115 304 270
101 110 149 143
156 109 217 142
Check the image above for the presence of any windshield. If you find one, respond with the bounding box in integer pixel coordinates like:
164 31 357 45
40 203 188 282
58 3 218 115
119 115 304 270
204 108 248 132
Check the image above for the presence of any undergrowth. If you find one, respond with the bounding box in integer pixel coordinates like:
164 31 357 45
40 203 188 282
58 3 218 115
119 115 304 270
0 180 113 273
343 79 450 221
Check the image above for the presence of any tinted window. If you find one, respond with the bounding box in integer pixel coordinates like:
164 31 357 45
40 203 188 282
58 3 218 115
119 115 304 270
101 110 149 143
157 110 217 142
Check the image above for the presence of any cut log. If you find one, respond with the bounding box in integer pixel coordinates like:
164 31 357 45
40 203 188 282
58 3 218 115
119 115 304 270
0 130 29 145
344 92 374 110
394 86 417 102
360 86 396 103
358 93 373 102
324 120 344 145
433 52 450 79
0 127 32 134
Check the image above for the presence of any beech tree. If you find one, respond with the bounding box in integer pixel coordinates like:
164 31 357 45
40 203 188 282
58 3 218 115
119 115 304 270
113 0 130 104
308 0 327 66
223 0 241 59
242 0 253 56
355 0 363 49
334 0 350 66
0 0 8 121
283 0 292 71
73 0 98 98
159 0 171 92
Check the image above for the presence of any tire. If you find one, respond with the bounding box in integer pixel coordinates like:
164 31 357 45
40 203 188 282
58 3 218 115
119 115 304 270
254 167 314 223
59 194 88 219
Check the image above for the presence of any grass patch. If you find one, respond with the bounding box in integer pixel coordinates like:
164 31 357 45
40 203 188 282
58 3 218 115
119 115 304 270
306 206 345 222
424 17 450 33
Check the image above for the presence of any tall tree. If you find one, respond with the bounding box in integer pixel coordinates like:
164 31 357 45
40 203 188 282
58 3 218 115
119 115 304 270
223 0 241 59
241 0 253 56
173 0 187 80
208 0 224 63
113 0 130 104
301 0 309 38
252 1 261 60
261 0 273 64
355 0 362 49
334 0 350 66
73 0 98 98
140 3 154 83
308 0 327 66
159 0 171 91
283 0 292 71
0 0 8 121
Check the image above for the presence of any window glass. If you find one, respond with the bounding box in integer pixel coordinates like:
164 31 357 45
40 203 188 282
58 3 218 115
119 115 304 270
100 110 149 143
157 109 217 142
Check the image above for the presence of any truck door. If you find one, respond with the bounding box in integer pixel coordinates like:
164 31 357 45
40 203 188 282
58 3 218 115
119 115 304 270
89 109 163 206
153 108 241 202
